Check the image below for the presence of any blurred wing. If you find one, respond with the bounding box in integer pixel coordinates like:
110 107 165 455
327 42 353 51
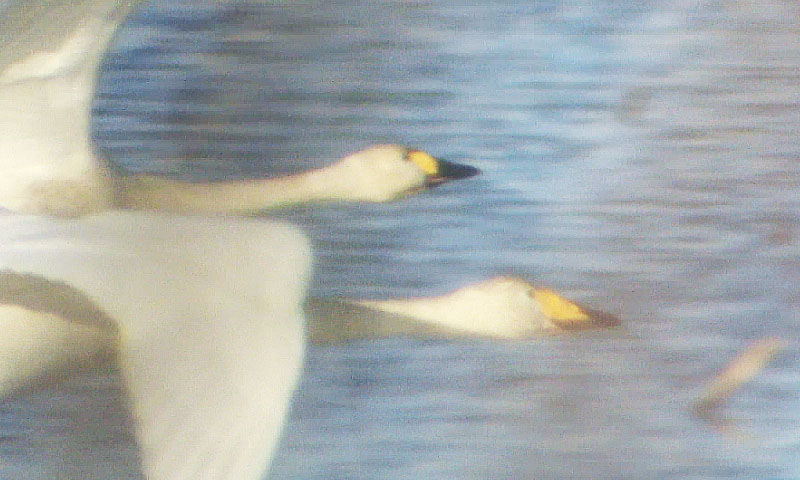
0 303 116 397
0 0 143 214
0 212 311 479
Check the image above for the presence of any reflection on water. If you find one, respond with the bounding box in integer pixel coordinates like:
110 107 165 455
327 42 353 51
4 0 800 478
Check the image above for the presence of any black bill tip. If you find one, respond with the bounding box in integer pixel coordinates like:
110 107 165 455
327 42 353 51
427 158 481 186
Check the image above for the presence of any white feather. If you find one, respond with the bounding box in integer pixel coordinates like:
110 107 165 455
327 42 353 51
0 212 311 479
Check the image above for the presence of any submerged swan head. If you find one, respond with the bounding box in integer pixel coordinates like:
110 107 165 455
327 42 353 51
328 145 480 202
359 276 620 339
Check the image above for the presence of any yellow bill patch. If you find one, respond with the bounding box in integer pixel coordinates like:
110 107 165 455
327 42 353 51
408 150 440 176
533 288 590 324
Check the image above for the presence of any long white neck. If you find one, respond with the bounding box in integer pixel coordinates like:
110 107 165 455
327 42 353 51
116 160 364 213
359 297 455 326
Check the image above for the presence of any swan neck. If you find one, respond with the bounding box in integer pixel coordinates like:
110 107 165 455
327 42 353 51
116 160 357 213
359 296 458 329
268 162 357 205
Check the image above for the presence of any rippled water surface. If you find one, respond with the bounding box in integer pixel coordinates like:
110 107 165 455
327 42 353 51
3 0 800 478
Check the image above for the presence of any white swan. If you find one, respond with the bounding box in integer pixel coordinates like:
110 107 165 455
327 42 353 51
0 0 477 217
0 0 480 477
306 276 620 342
0 0 472 478
0 3 312 478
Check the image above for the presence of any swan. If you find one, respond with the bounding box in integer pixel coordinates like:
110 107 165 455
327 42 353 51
0 0 476 478
0 0 481 477
0 0 477 217
306 276 620 342
1 5 310 478
0 271 618 395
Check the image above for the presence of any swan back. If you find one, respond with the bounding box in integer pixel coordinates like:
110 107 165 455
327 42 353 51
0 212 311 479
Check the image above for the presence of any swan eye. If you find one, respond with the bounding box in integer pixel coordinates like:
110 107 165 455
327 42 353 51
406 149 440 176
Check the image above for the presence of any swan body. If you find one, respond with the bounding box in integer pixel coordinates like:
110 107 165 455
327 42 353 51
1 2 320 477
0 212 311 479
349 276 620 340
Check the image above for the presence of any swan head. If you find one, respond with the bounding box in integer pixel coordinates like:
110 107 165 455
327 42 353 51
442 277 620 336
332 145 480 202
360 276 620 338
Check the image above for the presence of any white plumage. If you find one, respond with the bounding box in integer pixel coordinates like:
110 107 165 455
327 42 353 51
0 1 478 478
0 212 311 479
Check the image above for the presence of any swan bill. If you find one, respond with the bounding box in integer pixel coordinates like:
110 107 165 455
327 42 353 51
532 288 620 330
407 149 480 186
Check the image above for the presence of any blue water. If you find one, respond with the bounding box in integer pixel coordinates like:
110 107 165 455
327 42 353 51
3 0 800 478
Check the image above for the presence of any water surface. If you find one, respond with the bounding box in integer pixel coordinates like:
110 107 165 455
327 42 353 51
2 0 799 478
